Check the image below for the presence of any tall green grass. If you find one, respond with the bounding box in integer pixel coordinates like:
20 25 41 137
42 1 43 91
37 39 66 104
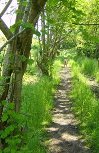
20 59 61 153
52 59 62 84
20 77 53 153
75 56 99 82
71 62 99 153
95 71 99 83
0 58 61 153
81 58 98 77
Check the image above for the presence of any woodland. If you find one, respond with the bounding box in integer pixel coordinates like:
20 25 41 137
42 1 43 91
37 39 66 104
0 0 99 152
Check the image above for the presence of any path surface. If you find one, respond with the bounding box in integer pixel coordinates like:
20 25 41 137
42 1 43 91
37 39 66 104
47 67 91 153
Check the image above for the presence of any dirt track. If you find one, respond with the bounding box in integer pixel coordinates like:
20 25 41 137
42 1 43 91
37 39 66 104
47 67 91 153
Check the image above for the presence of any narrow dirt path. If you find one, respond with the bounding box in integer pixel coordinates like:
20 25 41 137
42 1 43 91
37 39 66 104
47 67 91 153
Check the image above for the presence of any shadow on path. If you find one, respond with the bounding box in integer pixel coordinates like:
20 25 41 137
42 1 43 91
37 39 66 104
47 67 91 153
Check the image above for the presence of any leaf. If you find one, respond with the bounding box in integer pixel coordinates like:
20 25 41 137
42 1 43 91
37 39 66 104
27 59 34 65
1 125 15 139
10 20 22 32
8 103 14 110
21 22 33 29
3 147 10 153
33 30 41 37
19 55 27 62
1 100 7 106
22 1 28 7
2 113 8 122
11 149 16 153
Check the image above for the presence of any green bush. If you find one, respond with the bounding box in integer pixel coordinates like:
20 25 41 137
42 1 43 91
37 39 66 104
0 101 24 153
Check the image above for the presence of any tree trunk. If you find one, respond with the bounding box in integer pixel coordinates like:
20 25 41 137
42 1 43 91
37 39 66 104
0 1 47 149
0 2 47 145
0 0 47 111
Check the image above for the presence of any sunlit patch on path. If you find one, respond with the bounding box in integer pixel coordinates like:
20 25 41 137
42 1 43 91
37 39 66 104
47 67 91 153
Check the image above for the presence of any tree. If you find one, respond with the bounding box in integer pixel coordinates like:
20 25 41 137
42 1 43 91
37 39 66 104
0 0 47 147
72 0 99 58
36 0 78 76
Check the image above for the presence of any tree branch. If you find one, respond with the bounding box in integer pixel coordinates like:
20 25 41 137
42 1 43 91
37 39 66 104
0 0 47 51
0 29 26 52
73 23 99 26
0 18 13 39
0 0 13 17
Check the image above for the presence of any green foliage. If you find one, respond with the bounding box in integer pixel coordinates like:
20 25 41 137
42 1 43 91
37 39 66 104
0 102 24 153
10 21 40 36
80 58 98 77
52 59 62 84
22 76 53 127
19 59 61 152
0 57 61 152
26 65 38 75
21 77 53 152
70 60 99 152
74 56 99 80
2 0 99 152
96 71 99 83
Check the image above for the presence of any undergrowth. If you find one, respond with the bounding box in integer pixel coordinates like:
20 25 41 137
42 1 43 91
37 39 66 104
0 59 61 153
20 59 61 153
21 77 53 153
73 56 99 82
70 60 99 153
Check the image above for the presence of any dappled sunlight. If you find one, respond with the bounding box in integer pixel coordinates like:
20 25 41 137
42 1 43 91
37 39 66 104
61 132 79 142
48 127 59 132
0 0 98 152
23 74 38 85
47 67 90 153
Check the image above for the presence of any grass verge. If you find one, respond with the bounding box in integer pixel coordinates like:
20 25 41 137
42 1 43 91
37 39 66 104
74 56 99 82
0 59 61 153
70 60 99 153
20 59 61 153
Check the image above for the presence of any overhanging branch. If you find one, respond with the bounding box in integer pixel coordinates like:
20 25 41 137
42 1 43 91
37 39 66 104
0 18 13 39
73 23 99 26
0 29 26 52
0 0 13 17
